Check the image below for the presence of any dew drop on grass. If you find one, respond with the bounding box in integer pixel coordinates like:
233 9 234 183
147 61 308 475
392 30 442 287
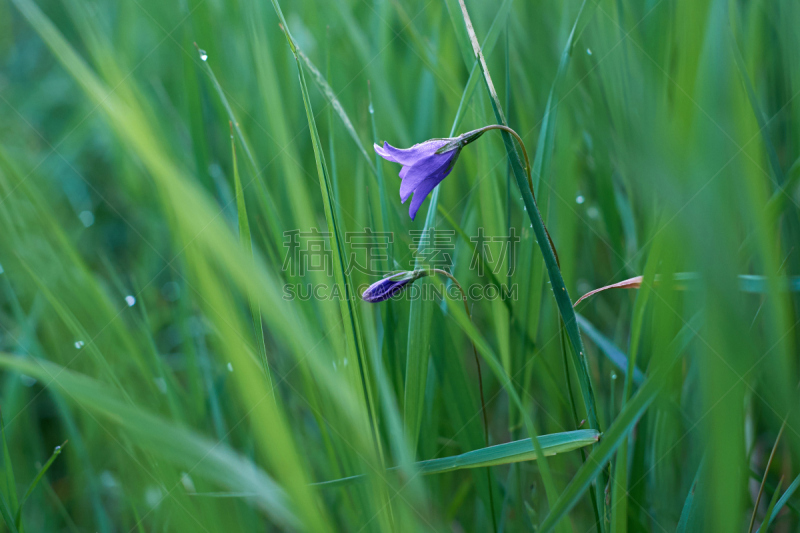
576 195 585 204
79 210 95 227
199 49 208 61
368 103 374 114
74 340 84 349
227 362 233 372
54 445 61 452
587 48 592 55
125 295 136 307
100 471 118 489
0 263 4 274
153 377 167 394
181 472 196 493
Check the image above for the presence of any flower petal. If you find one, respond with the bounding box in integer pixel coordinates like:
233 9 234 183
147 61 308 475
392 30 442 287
362 277 412 302
374 140 446 166
408 165 455 220
398 151 456 203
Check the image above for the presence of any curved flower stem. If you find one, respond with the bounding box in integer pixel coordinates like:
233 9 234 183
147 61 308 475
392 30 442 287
429 268 496 533
471 125 560 267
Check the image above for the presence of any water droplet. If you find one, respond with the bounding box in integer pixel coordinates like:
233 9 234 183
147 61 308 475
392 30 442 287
368 103 374 114
587 206 600 219
576 195 585 204
611 372 617 380
153 377 167 394
587 48 592 55
530 224 533 228
20 374 36 387
523 206 526 210
0 263 4 274
125 295 136 307
100 470 118 489
79 210 95 227
74 341 84 349
343 357 348 366
54 445 61 452
227 362 233 372
198 49 208 61
181 472 196 493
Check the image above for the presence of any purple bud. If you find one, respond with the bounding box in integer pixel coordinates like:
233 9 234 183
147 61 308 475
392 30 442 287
361 271 424 303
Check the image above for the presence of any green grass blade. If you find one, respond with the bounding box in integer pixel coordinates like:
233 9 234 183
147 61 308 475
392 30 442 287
402 0 514 458
455 0 597 523
415 430 599 474
729 31 784 185
531 0 595 195
14 441 65 531
0 353 299 530
576 315 644 387
676 458 705 533
442 292 563 522
455 0 601 436
0 411 17 513
610 237 661 533
538 314 702 533
298 50 375 173
270 3 391 527
757 472 800 533
0 492 19 533
231 128 274 393
192 43 284 263
316 430 599 486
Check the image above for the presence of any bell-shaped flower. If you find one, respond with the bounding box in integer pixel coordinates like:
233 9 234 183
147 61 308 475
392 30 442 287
374 129 484 220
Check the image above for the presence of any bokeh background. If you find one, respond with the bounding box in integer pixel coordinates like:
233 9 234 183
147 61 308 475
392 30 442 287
1 0 800 531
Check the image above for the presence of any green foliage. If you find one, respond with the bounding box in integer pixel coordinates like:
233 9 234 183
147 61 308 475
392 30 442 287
1 0 799 530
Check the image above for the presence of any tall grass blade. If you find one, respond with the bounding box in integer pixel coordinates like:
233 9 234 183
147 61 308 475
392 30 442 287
577 315 644 387
0 493 19 533
0 354 299 530
757 472 800 533
402 0 513 456
230 125 274 393
298 50 375 173
538 314 701 533
317 430 599 486
0 411 17 513
455 0 600 524
14 441 66 530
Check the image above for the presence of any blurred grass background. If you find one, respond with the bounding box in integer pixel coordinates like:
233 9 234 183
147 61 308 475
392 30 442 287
1 0 800 530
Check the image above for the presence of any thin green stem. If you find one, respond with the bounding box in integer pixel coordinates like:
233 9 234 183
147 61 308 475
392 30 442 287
430 268 497 533
749 420 786 533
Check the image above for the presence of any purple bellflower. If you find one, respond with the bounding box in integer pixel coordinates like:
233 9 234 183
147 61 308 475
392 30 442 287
361 271 426 303
375 128 485 220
